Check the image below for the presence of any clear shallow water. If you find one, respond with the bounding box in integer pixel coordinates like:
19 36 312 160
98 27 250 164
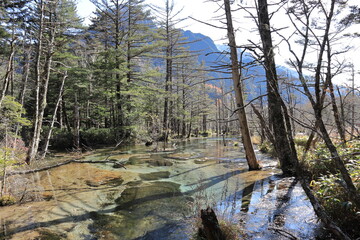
0 138 325 239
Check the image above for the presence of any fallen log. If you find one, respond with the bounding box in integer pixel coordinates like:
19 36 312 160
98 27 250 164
6 159 126 177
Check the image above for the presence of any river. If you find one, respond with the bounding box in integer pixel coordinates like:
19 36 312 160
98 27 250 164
0 137 327 239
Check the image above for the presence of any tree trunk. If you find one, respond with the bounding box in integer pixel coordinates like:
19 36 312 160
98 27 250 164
223 0 260 170
18 49 31 106
41 71 67 159
62 98 71 132
336 86 346 138
0 40 15 108
26 0 45 164
326 39 346 143
257 0 297 174
73 91 80 150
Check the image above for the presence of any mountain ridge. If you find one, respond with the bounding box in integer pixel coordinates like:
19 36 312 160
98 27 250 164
182 29 301 101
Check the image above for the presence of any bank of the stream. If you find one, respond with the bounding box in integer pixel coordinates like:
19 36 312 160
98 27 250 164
0 138 329 239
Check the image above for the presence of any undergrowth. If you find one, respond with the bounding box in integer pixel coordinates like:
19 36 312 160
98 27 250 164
296 137 360 238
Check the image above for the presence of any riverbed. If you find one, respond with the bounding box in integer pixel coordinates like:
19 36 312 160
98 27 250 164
0 138 327 239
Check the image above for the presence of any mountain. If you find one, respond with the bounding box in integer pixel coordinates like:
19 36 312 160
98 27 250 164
182 30 300 101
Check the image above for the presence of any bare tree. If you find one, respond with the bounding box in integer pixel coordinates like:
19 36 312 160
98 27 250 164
41 71 67 159
223 0 260 170
284 0 360 207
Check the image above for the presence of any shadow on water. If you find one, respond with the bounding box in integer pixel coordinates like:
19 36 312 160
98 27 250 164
216 173 326 239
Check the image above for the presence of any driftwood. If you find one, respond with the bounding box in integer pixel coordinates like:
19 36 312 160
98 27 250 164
6 159 126 177
198 207 226 240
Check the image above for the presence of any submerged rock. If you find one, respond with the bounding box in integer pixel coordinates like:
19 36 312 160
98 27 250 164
85 177 123 187
115 181 181 207
127 156 149 165
90 181 190 239
166 153 193 160
126 180 142 187
148 159 173 166
139 171 170 181
194 159 207 164
127 155 173 167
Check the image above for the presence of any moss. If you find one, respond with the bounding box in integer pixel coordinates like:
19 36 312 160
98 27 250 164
167 153 193 160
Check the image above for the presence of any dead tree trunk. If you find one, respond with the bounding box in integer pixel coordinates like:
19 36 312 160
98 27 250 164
41 71 67 159
223 0 260 170
326 39 346 143
198 207 225 240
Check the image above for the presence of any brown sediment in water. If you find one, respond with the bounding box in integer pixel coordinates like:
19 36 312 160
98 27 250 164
0 162 139 240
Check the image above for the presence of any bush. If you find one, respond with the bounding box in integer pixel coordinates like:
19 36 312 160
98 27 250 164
48 128 73 150
294 136 308 147
0 195 16 206
313 174 360 238
305 140 360 239
81 128 117 146
259 141 276 156
48 128 125 150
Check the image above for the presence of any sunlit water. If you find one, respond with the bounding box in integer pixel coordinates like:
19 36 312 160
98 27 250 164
0 138 326 239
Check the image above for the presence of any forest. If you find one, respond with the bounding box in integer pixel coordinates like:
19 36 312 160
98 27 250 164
0 0 360 239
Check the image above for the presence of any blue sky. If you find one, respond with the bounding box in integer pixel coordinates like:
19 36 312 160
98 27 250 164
75 0 360 86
